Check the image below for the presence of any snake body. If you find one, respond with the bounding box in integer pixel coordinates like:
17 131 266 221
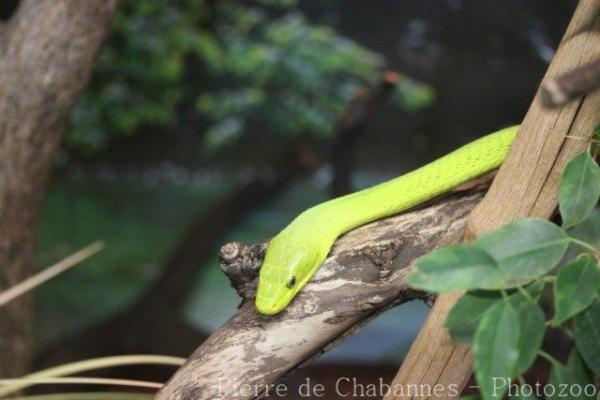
255 126 518 315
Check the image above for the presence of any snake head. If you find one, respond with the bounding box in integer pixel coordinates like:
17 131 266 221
255 233 328 315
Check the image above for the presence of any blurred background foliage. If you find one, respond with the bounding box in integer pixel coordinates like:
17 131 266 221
25 0 577 381
39 0 434 345
67 0 432 155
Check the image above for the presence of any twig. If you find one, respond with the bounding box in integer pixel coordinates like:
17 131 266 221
0 377 162 391
0 355 183 398
0 242 104 308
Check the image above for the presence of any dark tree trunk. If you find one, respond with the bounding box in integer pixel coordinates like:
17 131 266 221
0 0 117 376
330 72 399 197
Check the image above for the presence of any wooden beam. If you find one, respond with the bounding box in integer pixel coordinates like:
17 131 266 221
384 2 600 399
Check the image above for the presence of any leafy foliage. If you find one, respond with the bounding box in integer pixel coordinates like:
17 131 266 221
475 219 570 285
407 245 502 291
473 301 520 399
408 140 600 400
445 282 543 345
546 349 594 400
559 153 600 228
513 301 545 375
68 0 433 154
445 290 503 345
410 219 570 292
553 255 599 325
573 300 600 375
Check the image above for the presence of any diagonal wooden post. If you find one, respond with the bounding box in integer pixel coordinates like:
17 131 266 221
384 2 600 399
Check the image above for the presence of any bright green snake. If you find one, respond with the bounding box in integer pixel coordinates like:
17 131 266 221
255 125 518 315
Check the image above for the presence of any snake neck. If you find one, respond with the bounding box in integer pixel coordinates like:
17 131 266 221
307 126 518 239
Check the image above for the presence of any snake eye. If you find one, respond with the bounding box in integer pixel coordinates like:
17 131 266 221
286 276 297 289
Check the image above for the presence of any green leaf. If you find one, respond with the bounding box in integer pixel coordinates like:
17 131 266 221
568 208 600 251
474 301 520 400
547 363 568 400
547 349 594 400
514 301 545 376
446 282 545 345
553 255 600 325
476 219 570 286
569 350 594 400
573 299 600 375
446 291 502 345
407 245 504 292
559 152 600 229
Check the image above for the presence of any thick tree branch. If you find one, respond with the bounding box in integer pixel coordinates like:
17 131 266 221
385 2 600 399
155 187 489 400
0 0 117 376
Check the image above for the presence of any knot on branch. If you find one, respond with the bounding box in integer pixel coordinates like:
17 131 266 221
359 240 404 279
219 240 268 301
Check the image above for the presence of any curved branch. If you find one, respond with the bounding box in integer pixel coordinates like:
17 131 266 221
155 190 485 400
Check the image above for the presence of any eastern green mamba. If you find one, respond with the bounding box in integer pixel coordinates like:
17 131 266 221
256 125 518 315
